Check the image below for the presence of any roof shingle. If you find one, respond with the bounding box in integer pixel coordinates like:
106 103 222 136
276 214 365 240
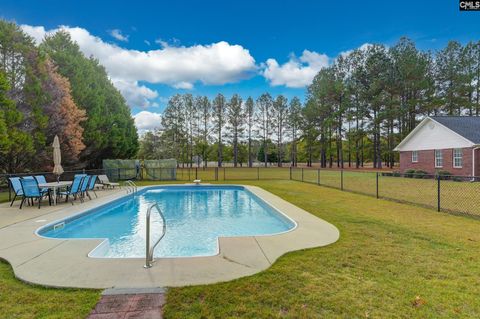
430 116 480 144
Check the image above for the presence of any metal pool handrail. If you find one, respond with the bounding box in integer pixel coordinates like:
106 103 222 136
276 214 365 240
144 202 166 268
124 180 138 195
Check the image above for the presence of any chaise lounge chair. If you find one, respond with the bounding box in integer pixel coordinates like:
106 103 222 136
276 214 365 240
98 175 120 189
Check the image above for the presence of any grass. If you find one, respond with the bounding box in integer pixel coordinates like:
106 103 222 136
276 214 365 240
0 191 8 204
0 260 100 318
161 180 480 318
1 178 480 318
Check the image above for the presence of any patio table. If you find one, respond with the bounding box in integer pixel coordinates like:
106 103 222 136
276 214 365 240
38 181 72 206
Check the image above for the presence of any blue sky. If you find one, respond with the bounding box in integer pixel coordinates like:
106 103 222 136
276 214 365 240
1 0 479 131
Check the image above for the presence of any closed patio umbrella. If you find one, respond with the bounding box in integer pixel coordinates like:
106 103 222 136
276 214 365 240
52 135 64 181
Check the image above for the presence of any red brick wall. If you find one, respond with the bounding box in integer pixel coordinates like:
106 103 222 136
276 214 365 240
476 148 480 177
399 147 475 176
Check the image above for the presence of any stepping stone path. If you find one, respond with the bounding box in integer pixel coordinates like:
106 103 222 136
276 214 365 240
88 288 166 319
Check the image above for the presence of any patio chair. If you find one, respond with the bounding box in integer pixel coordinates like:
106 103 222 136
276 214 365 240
98 175 120 189
86 175 98 199
79 175 91 202
33 175 50 193
8 177 24 207
19 178 51 209
59 175 84 204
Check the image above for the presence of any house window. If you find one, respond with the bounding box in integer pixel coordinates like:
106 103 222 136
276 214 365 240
434 150 443 168
411 151 418 163
453 148 463 168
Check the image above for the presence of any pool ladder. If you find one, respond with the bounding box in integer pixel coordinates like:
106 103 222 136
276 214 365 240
124 180 138 195
144 202 166 268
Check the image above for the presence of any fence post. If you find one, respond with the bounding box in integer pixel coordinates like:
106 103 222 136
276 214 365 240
301 168 304 182
437 175 441 212
195 167 198 180
317 169 320 185
289 167 292 180
224 167 226 181
215 167 218 181
117 168 120 181
257 167 260 180
341 170 344 190
376 172 379 199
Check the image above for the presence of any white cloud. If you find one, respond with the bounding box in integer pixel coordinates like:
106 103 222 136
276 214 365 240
112 79 159 109
263 50 329 88
155 38 169 48
21 25 47 43
21 24 257 106
109 29 129 42
339 43 373 58
173 81 194 90
134 111 162 132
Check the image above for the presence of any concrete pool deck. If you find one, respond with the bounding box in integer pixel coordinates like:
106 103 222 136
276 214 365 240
0 184 339 289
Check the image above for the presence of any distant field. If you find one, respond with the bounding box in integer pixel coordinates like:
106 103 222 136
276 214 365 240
174 167 480 216
1 167 479 216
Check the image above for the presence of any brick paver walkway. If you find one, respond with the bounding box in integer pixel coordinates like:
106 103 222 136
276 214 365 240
88 293 165 319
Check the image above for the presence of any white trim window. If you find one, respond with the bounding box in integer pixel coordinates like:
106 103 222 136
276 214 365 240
435 150 443 168
411 151 418 163
453 148 463 168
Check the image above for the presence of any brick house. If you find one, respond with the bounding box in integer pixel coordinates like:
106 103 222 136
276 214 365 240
394 116 480 176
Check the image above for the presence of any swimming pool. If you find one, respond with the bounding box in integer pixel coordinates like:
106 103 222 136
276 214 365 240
38 185 296 258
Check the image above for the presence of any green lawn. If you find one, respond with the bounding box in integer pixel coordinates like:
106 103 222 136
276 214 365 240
163 180 480 318
0 261 100 318
1 180 480 318
0 191 8 204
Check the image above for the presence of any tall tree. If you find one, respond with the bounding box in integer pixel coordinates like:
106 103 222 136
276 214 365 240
0 70 34 172
195 96 211 167
212 93 226 167
435 41 468 115
272 95 289 167
226 94 244 167
42 58 87 166
161 94 186 164
288 97 302 167
41 31 138 167
256 93 273 167
244 96 255 167
0 20 46 172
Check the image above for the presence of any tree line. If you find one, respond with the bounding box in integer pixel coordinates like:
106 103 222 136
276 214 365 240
140 37 480 168
0 20 138 173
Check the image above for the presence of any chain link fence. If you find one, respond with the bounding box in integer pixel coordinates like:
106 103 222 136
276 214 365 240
291 168 480 217
2 166 479 217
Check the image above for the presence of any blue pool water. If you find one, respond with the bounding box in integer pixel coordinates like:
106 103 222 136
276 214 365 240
39 186 295 258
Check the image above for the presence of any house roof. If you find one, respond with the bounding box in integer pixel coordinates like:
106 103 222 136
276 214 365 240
430 116 480 144
394 116 480 151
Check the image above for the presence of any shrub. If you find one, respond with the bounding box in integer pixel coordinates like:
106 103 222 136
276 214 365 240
436 170 452 180
404 169 416 178
392 171 401 177
413 169 429 179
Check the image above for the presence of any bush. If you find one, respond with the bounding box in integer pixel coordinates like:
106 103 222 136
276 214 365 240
436 170 452 180
413 170 429 179
404 169 416 178
392 171 401 177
